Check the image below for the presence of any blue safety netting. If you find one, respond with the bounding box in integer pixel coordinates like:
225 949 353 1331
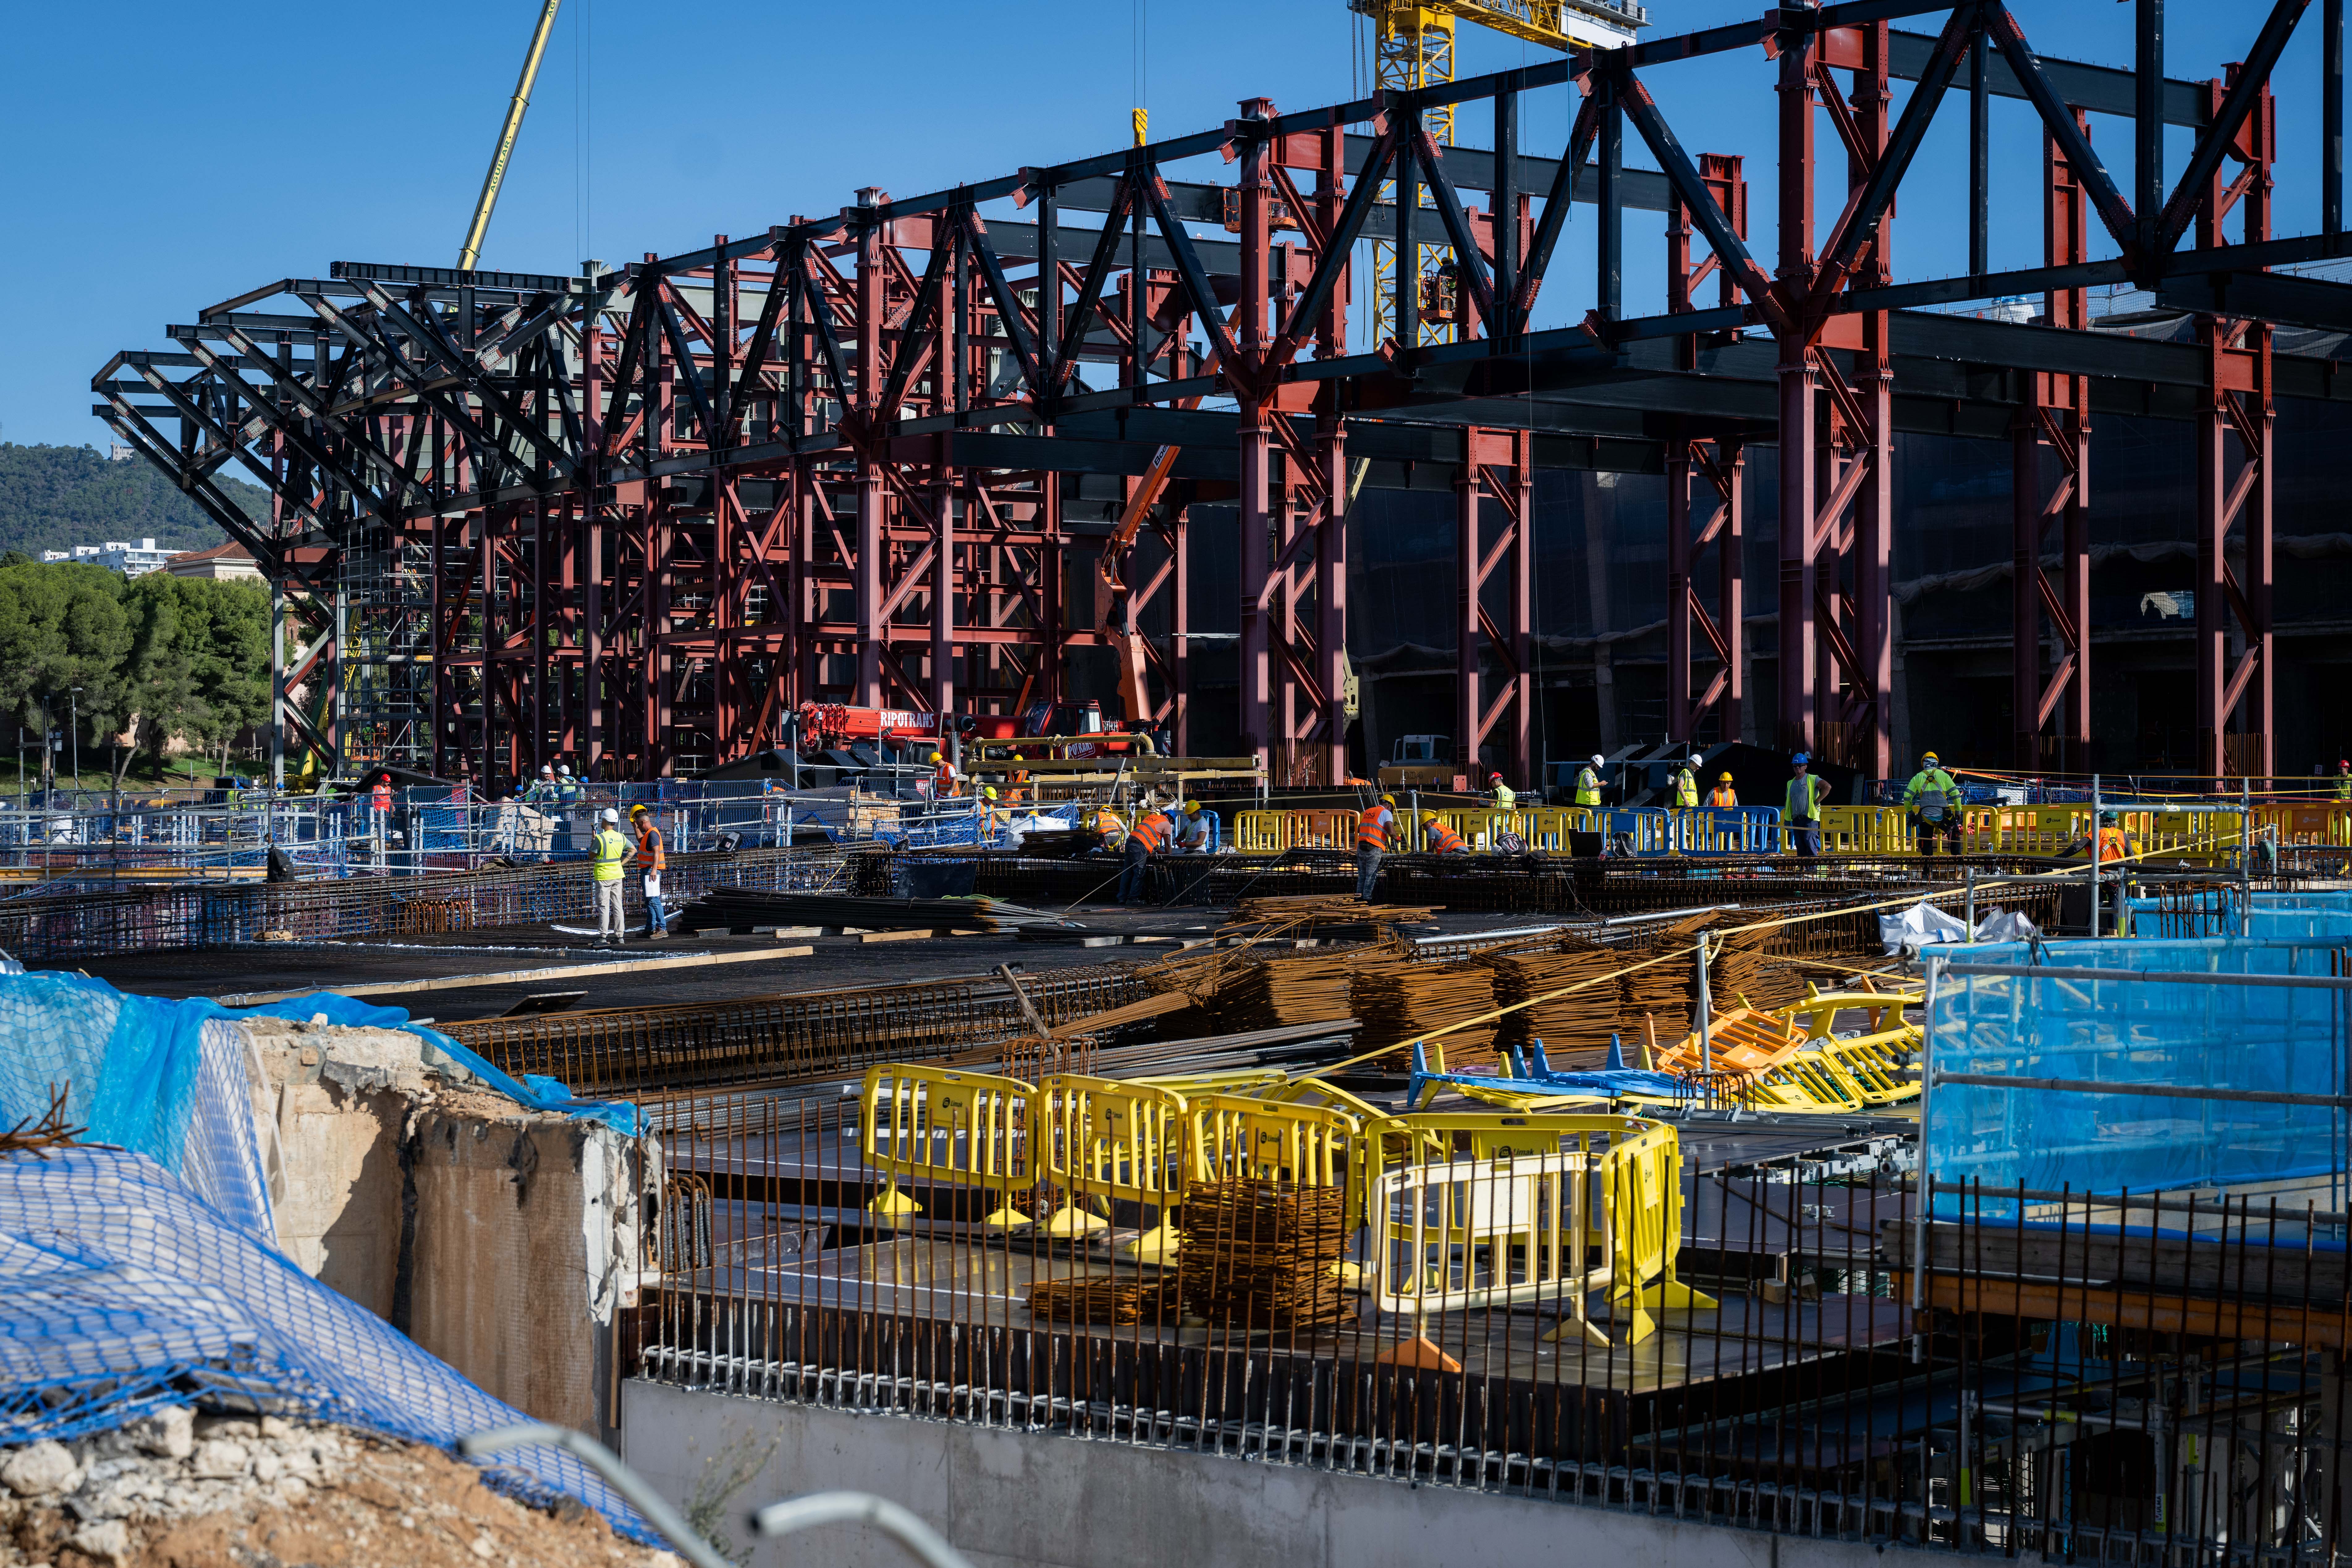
0 971 635 1247
0 1143 657 1544
1925 937 2350 1209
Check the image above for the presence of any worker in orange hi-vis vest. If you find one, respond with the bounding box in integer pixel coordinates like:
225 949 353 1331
1421 812 1468 855
1119 806 1171 903
1355 793 1398 900
1707 773 1740 809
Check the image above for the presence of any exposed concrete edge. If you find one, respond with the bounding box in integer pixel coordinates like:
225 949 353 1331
620 1378 1922 1568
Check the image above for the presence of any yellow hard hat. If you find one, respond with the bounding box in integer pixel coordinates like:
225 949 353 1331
929 750 942 762
1719 772 1734 782
628 803 649 816
983 786 997 800
1922 751 1940 765
1379 793 1396 805
1421 811 1440 823
1182 800 1200 812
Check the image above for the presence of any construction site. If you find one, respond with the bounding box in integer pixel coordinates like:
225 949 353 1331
9 0 2352 1565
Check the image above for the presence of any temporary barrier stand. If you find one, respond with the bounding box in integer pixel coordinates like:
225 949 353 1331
859 1064 1038 1228
1035 1074 1189 1259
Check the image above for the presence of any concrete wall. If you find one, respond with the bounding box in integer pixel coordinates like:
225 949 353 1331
621 1379 1917 1568
247 1023 639 1443
406 1111 624 1438
264 1076 405 1317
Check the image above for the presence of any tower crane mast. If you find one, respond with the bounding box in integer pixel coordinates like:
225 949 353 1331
1350 0 1649 345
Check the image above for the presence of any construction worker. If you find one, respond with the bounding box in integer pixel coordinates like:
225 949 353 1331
1092 805 1127 852
1902 750 1964 858
1119 804 1170 903
1670 756 1701 809
1573 755 1605 809
1783 753 1829 857
628 804 668 940
929 749 960 799
527 764 557 804
589 806 630 946
555 764 582 807
1356 793 1399 900
1707 772 1740 809
2337 759 2350 803
1422 811 1468 855
1173 800 1212 855
1487 771 1517 811
2063 809 2139 932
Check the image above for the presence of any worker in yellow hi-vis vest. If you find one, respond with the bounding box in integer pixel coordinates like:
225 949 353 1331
1573 755 1604 808
1783 754 1829 858
589 807 630 947
1670 755 1701 808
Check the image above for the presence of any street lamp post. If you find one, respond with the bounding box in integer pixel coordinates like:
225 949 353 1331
69 688 82 794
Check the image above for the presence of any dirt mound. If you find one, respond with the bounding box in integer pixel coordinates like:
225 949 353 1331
0 1415 679 1568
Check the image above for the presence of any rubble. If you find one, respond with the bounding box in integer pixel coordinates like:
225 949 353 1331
0 1417 681 1568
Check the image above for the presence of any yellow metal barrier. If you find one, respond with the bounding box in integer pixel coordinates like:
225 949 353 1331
1231 809 1363 854
1365 1114 1717 1345
2265 803 2352 845
1036 1074 1189 1258
1369 1150 1616 1355
1185 1093 1359 1192
1817 805 1914 855
859 1064 1038 1228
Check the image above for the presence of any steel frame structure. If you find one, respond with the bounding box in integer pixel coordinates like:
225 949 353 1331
96 0 2352 787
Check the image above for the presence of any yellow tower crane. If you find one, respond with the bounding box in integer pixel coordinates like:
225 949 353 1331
1350 1 1649 346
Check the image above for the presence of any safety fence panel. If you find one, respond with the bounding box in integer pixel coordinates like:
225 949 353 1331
1926 937 2352 1205
1818 805 1913 855
859 1064 1037 1226
1368 1152 1616 1348
1035 1074 1188 1254
1416 809 1535 852
1669 807 1781 855
1185 1093 1359 1196
1231 809 1360 854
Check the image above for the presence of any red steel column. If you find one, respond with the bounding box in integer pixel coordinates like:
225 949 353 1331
1665 426 1693 744
1717 440 1748 742
1454 456 1483 775
854 193 887 707
1506 429 1534 785
2011 418 2045 771
1853 23 1894 778
1316 419 1349 782
1776 23 1817 753
1236 103 1274 769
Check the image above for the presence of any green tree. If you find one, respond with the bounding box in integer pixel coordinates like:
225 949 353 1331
119 573 271 769
0 561 131 761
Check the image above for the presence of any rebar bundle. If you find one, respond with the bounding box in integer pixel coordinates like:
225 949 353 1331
1349 957 1499 1072
1178 1181 1352 1332
1477 940 1627 1061
1027 1273 1180 1327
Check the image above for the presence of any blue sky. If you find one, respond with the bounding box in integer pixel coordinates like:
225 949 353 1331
2 1 2334 449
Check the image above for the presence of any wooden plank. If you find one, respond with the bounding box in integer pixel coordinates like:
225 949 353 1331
1883 1219 2346 1301
1893 1270 2350 1349
220 944 815 1006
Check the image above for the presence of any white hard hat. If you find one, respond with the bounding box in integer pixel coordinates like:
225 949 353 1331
1590 754 1604 766
558 765 572 775
601 807 619 823
1690 756 1704 767
539 765 554 776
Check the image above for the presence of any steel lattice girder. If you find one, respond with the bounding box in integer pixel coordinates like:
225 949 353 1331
93 0 2348 782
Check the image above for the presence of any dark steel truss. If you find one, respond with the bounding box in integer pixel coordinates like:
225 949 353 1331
95 0 2352 784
